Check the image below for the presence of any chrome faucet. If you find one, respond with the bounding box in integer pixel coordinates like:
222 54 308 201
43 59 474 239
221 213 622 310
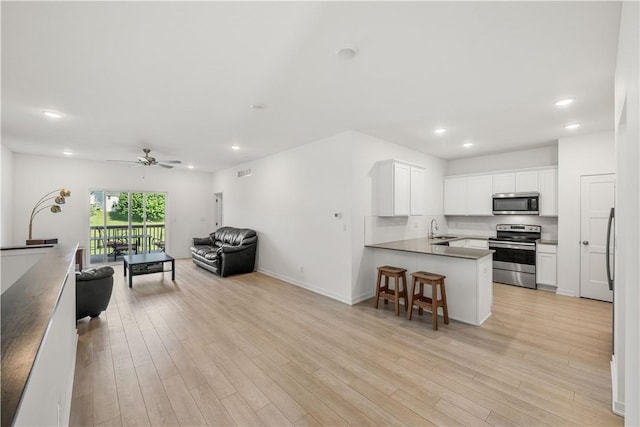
429 218 439 239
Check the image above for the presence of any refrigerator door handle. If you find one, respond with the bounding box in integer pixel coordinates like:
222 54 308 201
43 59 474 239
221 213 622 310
606 207 615 291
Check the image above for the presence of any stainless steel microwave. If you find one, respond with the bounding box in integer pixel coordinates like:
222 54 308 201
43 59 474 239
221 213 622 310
492 192 539 215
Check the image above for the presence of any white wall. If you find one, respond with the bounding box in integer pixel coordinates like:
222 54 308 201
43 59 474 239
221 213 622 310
1 144 14 246
10 154 213 259
557 132 614 298
211 130 447 304
349 132 447 302
446 144 558 176
613 1 639 422
212 132 354 303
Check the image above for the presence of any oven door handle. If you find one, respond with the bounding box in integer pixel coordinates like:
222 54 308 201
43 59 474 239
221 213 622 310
489 242 536 251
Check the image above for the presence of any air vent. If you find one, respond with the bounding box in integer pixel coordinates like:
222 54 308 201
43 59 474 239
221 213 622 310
237 169 252 178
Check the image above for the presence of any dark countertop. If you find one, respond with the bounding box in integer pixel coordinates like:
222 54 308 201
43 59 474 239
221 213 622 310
1 245 55 251
366 237 494 260
1 244 76 427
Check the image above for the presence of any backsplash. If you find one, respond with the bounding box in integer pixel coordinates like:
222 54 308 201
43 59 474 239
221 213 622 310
364 214 558 244
364 215 448 245
446 215 558 240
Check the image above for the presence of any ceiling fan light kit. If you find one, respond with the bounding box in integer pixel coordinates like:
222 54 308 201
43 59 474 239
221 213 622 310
108 148 182 169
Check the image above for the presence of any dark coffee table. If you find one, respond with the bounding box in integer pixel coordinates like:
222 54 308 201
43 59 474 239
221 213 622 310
123 253 175 288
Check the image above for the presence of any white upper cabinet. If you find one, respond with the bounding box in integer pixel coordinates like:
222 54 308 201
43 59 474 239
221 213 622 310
443 176 466 215
445 166 558 217
538 168 558 216
376 160 424 217
493 173 516 194
444 175 493 216
466 175 493 215
493 171 539 193
410 167 425 216
515 171 539 192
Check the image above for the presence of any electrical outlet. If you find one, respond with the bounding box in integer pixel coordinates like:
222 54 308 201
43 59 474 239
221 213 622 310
300 266 304 273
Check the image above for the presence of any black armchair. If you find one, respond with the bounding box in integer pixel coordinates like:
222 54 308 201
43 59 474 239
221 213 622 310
76 266 114 320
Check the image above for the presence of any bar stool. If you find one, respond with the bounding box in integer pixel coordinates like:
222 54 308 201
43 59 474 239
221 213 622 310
374 266 408 316
407 271 449 330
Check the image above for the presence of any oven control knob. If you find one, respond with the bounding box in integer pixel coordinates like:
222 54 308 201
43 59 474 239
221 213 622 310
582 241 589 245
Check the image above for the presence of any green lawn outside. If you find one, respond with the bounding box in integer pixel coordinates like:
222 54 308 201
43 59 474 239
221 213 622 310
90 210 164 226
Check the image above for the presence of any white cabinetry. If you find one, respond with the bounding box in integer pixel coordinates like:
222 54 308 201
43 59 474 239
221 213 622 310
448 239 466 248
410 167 425 216
445 167 558 217
538 168 558 216
443 177 466 215
536 243 557 287
467 239 489 249
493 171 539 193
466 175 493 215
444 175 493 216
493 173 516 194
516 171 539 192
449 239 489 249
376 160 424 217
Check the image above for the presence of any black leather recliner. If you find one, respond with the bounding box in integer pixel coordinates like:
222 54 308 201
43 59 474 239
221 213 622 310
191 227 257 277
76 266 114 320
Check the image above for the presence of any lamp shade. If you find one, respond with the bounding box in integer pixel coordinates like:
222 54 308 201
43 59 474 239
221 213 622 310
28 188 72 240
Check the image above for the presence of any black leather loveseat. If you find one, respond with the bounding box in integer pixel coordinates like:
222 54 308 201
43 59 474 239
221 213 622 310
191 227 257 277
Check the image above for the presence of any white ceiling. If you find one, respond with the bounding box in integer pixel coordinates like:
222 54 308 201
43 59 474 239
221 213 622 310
1 1 621 172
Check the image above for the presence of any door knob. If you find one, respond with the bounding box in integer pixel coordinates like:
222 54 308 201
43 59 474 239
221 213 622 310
582 241 589 245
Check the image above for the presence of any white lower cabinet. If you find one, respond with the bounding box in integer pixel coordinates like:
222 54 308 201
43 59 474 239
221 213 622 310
536 243 557 287
467 239 489 249
449 239 489 249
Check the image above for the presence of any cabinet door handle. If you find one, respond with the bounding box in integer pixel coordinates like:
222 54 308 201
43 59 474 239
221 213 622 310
582 241 589 246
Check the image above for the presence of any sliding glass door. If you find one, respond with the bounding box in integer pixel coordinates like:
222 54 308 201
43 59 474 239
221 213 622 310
89 190 166 265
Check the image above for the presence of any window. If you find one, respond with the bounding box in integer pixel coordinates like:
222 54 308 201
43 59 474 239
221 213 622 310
89 191 167 264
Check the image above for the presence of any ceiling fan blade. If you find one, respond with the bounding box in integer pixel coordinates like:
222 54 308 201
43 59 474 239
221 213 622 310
157 163 173 169
107 159 140 164
158 160 181 164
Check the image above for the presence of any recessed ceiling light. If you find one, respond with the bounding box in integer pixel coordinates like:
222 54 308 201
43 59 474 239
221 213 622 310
565 123 581 130
250 104 266 110
63 151 73 156
434 128 447 135
336 46 359 60
231 145 240 150
187 165 195 169
555 98 574 107
42 110 63 119
463 142 473 148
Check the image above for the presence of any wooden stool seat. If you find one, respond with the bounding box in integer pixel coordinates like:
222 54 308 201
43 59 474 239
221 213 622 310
407 271 449 330
374 265 408 316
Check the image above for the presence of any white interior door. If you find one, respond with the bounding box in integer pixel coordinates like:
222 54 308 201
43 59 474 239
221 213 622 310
580 174 615 302
214 193 223 230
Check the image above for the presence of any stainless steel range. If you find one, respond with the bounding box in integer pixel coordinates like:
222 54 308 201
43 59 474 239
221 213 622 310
488 224 541 289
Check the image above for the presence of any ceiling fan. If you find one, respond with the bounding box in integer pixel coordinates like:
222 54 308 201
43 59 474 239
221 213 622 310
108 148 182 169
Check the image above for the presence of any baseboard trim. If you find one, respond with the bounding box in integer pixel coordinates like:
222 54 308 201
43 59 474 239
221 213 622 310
555 288 577 297
351 291 374 305
257 268 353 305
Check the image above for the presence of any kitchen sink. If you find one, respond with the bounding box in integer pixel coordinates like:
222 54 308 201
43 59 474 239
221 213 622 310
431 235 457 240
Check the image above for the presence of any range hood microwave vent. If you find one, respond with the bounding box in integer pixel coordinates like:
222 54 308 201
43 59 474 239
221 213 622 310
492 192 539 215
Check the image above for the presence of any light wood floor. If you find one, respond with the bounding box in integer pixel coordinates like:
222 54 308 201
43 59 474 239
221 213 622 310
70 259 623 426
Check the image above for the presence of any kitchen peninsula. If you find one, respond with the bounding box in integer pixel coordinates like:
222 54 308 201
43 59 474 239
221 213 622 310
365 237 493 326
